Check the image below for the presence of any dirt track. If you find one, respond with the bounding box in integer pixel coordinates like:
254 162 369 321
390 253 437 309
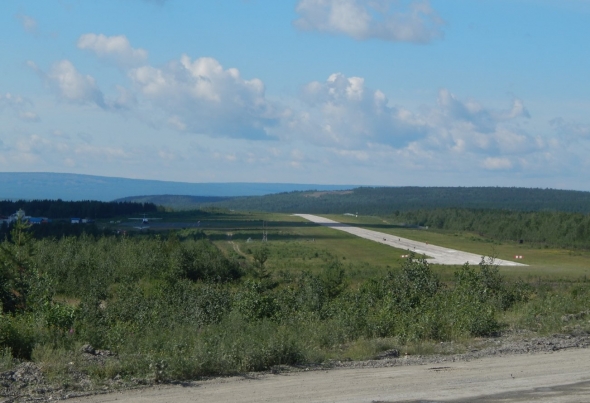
70 347 590 402
294 214 526 266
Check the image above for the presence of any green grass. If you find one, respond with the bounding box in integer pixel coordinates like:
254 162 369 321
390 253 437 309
319 214 590 282
105 210 590 283
182 213 411 282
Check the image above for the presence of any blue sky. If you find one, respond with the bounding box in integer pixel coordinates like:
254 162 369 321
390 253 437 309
1 0 589 189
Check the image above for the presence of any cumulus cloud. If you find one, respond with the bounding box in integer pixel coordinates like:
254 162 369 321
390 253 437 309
77 33 148 67
0 93 40 122
48 60 106 106
482 157 513 170
1 132 133 171
427 89 533 156
128 55 280 139
294 0 444 43
550 117 590 142
16 14 37 34
287 72 427 148
281 73 541 178
436 89 530 134
29 60 106 107
19 111 40 122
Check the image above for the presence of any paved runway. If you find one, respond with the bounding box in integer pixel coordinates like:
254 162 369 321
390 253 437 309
294 214 527 266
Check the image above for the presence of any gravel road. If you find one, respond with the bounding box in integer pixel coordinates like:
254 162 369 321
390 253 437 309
69 345 590 403
294 214 526 266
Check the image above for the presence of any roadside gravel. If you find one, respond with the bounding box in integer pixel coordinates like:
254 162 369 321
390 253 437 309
3 331 589 402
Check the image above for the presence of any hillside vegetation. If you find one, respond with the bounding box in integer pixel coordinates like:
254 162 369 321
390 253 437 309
0 199 156 219
392 208 590 250
0 211 589 394
115 195 230 210
208 187 590 214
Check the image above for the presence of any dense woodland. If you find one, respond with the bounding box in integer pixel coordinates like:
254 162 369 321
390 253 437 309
0 200 157 220
394 209 590 249
209 187 590 214
115 195 229 211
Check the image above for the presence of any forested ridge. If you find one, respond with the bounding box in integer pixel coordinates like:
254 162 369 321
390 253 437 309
0 199 157 219
210 187 590 214
115 195 230 210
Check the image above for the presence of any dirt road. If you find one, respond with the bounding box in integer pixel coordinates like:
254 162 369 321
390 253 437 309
70 348 590 402
294 214 526 266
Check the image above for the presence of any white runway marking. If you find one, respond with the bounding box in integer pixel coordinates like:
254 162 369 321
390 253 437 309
294 214 527 266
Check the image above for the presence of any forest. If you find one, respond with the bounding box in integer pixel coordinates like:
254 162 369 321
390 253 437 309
209 186 590 214
0 200 157 220
391 208 590 250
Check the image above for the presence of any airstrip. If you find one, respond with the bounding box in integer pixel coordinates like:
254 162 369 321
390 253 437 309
294 214 527 266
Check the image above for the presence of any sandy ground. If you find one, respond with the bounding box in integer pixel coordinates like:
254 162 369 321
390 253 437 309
69 348 590 403
294 214 526 266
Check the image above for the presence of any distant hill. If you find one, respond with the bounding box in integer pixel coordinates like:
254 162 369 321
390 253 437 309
206 187 590 214
0 172 356 201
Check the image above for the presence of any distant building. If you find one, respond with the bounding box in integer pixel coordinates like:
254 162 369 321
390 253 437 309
0 210 51 226
29 217 50 225
0 209 28 225
71 218 81 224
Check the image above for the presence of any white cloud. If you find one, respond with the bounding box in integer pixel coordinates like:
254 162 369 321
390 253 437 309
74 144 129 160
43 60 106 107
426 89 534 156
110 85 137 110
286 72 427 148
436 89 530 134
550 117 590 142
27 60 111 108
294 0 444 43
19 111 40 122
482 157 513 170
0 132 134 171
279 75 544 178
128 54 280 139
77 34 148 67
16 14 37 34
0 92 40 122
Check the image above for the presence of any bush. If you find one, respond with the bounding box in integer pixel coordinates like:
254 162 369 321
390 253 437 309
0 314 36 359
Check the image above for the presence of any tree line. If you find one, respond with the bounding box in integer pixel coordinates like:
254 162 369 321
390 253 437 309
392 208 590 249
210 186 590 214
0 199 157 219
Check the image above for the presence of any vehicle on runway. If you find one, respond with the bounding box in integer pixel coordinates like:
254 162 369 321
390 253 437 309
129 214 162 225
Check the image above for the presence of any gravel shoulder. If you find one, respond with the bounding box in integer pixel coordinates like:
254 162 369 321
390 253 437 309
3 332 590 402
294 214 526 266
65 333 590 403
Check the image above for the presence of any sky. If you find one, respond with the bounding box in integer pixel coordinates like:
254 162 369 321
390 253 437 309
1 0 589 189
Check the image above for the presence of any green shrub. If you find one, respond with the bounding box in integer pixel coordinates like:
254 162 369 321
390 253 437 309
0 314 36 359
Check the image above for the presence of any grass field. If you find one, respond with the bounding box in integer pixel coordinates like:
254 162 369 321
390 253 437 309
163 211 590 283
321 213 590 282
